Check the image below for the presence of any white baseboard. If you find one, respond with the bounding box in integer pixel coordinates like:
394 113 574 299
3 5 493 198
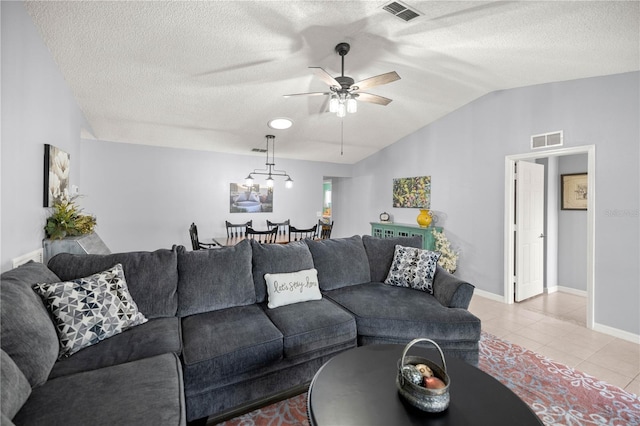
546 286 587 297
593 322 640 344
473 288 504 302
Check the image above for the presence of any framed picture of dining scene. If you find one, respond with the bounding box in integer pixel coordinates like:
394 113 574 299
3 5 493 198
561 173 587 210
230 183 273 213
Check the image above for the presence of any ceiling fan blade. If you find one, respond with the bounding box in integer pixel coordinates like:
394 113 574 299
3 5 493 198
310 67 341 88
355 92 393 106
283 92 330 98
353 71 400 91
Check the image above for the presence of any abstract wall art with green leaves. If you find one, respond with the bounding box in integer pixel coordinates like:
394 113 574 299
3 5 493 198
392 176 431 208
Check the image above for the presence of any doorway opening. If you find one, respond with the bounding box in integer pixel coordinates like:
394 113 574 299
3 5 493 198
504 145 595 329
322 179 332 223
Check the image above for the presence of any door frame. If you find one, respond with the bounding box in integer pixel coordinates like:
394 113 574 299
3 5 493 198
504 145 596 329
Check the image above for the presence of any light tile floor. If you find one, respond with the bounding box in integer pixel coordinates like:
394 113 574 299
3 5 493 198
469 292 640 395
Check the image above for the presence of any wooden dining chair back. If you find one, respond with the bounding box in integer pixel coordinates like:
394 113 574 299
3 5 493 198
226 220 252 238
189 223 218 250
246 227 278 244
289 224 318 242
267 219 290 237
317 220 334 239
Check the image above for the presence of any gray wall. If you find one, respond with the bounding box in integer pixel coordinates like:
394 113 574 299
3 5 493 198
2 1 638 337
346 72 639 336
77 139 351 253
558 154 588 292
1 1 89 271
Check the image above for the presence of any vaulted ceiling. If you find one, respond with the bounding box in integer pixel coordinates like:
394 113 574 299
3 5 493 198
25 1 640 164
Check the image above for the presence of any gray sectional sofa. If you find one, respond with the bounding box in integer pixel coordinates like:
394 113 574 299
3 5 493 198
1 234 481 425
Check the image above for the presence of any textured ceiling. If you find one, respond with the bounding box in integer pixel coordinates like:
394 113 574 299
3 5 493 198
25 1 640 164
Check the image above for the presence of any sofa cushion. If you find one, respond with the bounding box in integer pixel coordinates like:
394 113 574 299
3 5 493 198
265 268 322 309
251 240 314 303
48 317 182 379
177 239 255 317
1 349 31 419
324 282 481 343
362 235 422 282
13 353 185 426
263 299 356 358
305 235 371 291
0 262 60 387
385 245 441 294
47 248 179 318
181 305 282 385
33 263 148 357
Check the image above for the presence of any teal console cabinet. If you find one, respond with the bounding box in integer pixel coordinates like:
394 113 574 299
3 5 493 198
370 222 442 251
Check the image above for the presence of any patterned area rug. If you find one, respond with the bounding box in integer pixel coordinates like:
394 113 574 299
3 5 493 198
217 332 640 426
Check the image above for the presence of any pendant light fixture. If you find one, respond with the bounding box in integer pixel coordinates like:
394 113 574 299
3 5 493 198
245 135 293 189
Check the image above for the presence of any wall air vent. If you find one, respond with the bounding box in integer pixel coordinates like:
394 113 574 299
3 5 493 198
382 1 421 22
251 148 267 153
531 130 563 149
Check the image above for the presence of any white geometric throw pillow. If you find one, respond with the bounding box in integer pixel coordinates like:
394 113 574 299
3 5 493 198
384 245 441 294
33 263 147 357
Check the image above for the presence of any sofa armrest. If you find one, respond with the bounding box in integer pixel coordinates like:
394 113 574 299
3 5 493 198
432 266 475 309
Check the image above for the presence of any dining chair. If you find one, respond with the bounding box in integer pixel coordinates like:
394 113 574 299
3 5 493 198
317 220 334 239
267 219 290 237
246 227 278 244
226 220 252 238
289 224 318 242
189 223 219 250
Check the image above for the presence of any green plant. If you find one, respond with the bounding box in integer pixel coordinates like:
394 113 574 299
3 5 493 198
45 195 96 240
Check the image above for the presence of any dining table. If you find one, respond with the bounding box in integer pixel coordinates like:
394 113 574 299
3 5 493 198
210 234 291 247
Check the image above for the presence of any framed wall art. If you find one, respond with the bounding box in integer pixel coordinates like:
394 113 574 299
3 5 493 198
230 183 273 213
561 173 587 210
43 144 70 207
392 176 431 208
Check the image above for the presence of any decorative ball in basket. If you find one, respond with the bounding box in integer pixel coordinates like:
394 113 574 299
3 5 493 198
396 338 450 413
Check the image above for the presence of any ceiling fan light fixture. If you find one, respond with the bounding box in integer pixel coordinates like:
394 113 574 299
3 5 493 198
337 103 346 118
329 95 339 113
347 96 357 114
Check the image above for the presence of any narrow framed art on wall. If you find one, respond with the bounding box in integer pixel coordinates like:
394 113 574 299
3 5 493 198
43 144 70 207
561 173 587 210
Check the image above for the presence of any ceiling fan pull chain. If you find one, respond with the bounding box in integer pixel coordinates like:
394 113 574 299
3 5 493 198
341 119 344 156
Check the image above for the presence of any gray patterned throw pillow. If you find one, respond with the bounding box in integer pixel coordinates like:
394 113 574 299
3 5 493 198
33 263 147 357
384 245 441 294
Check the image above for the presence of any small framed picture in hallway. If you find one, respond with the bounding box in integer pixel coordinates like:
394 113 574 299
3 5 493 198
561 173 587 210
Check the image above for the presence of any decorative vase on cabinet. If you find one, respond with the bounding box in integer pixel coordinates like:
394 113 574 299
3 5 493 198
416 209 432 228
370 222 441 251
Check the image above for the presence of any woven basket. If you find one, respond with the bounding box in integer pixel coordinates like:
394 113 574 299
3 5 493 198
396 338 450 413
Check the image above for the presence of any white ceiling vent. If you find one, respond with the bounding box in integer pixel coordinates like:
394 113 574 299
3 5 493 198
531 131 563 149
382 1 421 22
251 148 267 153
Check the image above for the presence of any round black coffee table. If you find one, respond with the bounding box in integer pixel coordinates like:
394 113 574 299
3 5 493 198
307 344 542 426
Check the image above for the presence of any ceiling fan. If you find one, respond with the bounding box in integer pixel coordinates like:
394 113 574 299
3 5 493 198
284 42 400 118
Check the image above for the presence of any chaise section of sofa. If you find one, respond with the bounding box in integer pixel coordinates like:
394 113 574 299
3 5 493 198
12 353 185 426
1 255 186 425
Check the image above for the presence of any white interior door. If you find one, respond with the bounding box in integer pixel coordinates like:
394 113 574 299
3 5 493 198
515 161 545 301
